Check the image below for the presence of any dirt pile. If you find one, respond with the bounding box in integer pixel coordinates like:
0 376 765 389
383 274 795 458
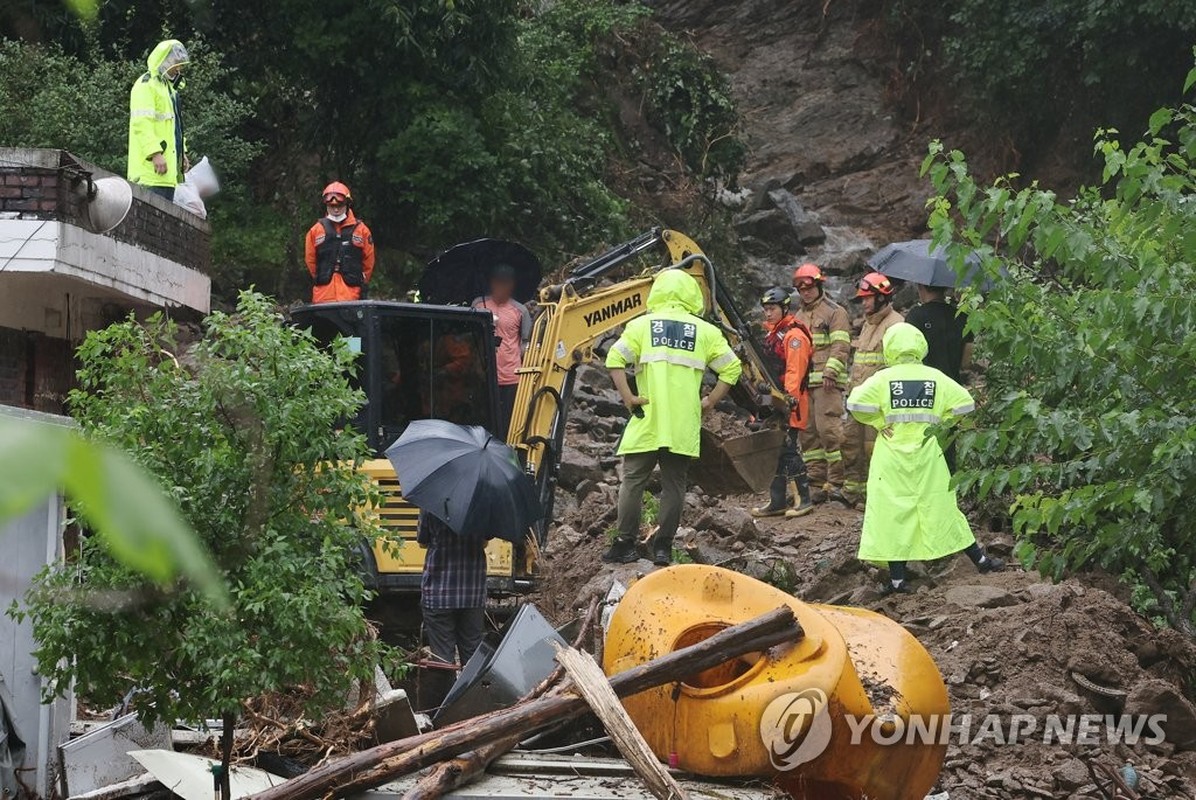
533 369 1196 799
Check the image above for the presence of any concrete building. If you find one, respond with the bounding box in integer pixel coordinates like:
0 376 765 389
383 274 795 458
0 148 211 413
0 149 211 796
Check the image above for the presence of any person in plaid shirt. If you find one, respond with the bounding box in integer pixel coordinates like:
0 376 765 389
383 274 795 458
418 511 489 708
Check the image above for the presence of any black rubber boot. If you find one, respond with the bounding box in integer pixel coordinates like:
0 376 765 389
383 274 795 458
751 476 789 517
786 476 813 518
651 534 674 566
602 536 639 564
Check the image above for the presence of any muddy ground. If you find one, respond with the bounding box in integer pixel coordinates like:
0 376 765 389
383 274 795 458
529 366 1196 800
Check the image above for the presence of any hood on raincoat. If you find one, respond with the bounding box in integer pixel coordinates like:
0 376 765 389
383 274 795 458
882 322 929 365
647 269 704 315
148 39 189 77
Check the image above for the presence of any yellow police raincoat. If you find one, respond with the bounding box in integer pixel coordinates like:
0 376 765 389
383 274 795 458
127 40 189 188
606 270 742 458
846 323 976 561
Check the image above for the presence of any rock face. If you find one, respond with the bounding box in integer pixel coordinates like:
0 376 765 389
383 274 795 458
651 0 935 291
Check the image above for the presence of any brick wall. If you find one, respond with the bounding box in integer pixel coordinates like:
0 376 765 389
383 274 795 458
0 326 73 414
0 327 28 408
0 149 210 273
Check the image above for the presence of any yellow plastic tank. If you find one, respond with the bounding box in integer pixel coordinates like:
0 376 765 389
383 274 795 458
602 565 948 800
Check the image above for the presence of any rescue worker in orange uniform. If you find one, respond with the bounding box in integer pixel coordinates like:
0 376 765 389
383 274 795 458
751 287 815 518
304 181 375 304
839 271 904 507
792 263 851 503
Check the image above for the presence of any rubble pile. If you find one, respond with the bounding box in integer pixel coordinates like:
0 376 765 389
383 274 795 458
534 366 1196 800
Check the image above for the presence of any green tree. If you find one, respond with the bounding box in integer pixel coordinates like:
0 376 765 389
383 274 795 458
2 0 745 302
922 67 1196 638
18 291 388 795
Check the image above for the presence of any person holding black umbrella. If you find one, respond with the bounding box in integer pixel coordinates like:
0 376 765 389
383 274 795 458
905 284 974 383
416 510 488 707
472 263 532 438
385 420 544 708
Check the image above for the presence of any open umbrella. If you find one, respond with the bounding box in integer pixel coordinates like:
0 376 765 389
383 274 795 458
385 419 542 541
419 239 542 306
868 239 985 288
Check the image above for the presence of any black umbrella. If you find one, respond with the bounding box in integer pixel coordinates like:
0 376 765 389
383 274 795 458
868 239 986 289
385 419 542 541
419 239 542 306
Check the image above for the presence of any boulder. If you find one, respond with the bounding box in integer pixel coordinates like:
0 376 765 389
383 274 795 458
1125 678 1196 750
734 208 801 256
943 584 1019 609
767 188 827 245
692 506 758 542
557 445 604 490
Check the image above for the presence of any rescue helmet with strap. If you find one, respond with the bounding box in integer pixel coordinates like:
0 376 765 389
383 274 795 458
855 271 894 299
792 262 825 288
760 286 792 310
322 181 352 205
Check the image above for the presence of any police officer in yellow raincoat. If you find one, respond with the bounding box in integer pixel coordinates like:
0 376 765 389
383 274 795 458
846 323 1004 594
127 39 190 198
602 269 743 567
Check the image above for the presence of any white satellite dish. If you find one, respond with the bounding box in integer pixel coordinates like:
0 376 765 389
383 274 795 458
74 175 133 234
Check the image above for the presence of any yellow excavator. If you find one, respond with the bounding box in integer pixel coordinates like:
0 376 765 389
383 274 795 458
292 228 950 798
291 228 788 596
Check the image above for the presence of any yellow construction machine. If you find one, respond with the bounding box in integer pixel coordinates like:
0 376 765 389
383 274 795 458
291 228 789 597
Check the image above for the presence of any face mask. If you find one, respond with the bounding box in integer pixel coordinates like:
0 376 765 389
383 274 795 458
326 209 347 222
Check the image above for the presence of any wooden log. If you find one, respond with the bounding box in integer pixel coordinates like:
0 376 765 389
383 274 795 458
399 597 601 800
554 643 689 800
247 606 802 800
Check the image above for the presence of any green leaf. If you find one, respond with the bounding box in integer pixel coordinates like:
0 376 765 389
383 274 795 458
0 417 69 519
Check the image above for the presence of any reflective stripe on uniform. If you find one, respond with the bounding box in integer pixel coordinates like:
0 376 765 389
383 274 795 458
709 350 738 371
639 351 707 371
951 403 976 415
825 450 843 463
885 413 942 424
846 401 880 413
844 480 867 493
854 352 886 365
810 333 830 347
808 370 823 385
804 448 826 463
829 330 852 344
824 357 846 376
611 341 635 364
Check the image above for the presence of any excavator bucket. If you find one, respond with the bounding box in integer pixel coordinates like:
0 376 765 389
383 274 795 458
691 426 785 494
604 565 949 800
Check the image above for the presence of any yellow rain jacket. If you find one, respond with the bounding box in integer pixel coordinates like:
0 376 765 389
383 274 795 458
846 323 976 561
127 40 189 188
606 270 742 458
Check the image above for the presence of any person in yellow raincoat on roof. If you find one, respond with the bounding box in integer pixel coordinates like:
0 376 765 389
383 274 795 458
127 39 190 198
846 322 1004 594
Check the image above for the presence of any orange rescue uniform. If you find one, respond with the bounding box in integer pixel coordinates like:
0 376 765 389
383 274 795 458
304 210 376 304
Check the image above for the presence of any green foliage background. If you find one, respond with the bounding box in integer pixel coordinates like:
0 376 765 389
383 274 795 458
924 67 1196 638
0 0 744 305
18 292 389 722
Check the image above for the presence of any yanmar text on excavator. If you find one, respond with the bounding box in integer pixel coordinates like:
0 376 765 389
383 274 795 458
291 229 791 598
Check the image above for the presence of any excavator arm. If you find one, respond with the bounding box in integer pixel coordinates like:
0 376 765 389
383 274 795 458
509 228 787 544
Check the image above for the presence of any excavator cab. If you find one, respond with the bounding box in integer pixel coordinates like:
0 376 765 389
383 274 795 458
292 301 536 596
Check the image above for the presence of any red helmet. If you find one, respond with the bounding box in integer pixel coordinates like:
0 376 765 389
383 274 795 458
322 181 352 203
855 271 894 298
792 262 824 287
